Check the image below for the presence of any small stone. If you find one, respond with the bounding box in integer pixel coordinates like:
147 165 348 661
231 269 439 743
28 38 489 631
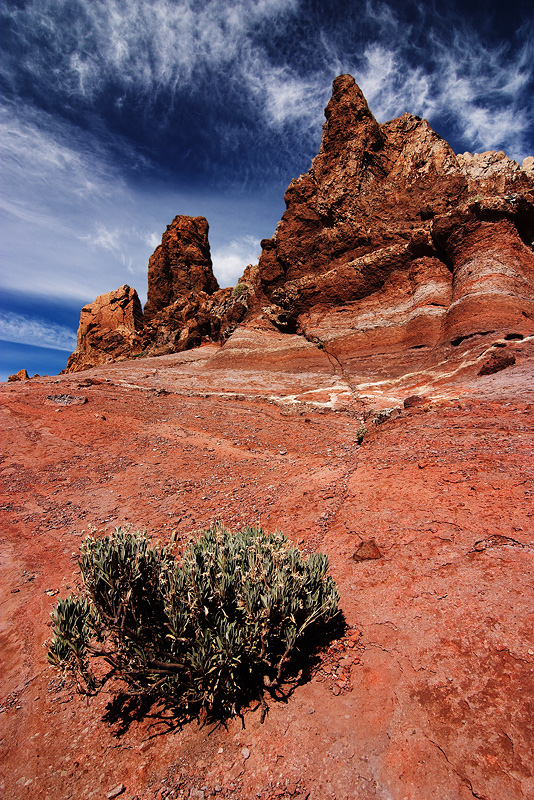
352 539 382 562
474 540 486 552
47 394 88 406
332 685 341 696
241 747 251 760
106 784 126 799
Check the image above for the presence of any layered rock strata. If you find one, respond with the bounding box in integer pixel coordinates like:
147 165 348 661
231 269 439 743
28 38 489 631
225 74 534 390
249 76 533 342
66 75 534 382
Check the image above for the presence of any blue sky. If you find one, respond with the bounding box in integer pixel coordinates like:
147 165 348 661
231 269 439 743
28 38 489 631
1 0 533 380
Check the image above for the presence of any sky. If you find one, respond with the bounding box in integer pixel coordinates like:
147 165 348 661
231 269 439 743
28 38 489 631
1 0 533 380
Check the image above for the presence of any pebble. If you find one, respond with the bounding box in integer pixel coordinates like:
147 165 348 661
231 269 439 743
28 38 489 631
241 747 251 759
106 784 126 799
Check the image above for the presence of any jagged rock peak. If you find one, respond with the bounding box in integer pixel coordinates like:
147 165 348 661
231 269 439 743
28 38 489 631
319 74 381 151
144 215 219 321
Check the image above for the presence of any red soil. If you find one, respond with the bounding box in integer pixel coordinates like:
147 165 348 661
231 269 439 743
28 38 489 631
1 347 533 800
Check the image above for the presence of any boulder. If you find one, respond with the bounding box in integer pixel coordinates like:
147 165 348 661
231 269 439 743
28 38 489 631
7 369 30 382
65 284 143 372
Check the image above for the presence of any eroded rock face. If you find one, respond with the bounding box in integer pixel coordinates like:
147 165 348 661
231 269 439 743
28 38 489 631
254 74 466 298
142 286 248 357
143 215 219 321
66 75 533 380
235 74 534 387
65 284 144 372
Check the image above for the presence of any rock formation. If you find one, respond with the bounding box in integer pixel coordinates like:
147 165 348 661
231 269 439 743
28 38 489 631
143 215 219 321
65 218 249 371
7 368 30 382
65 284 143 372
140 216 249 358
241 74 534 387
65 75 534 380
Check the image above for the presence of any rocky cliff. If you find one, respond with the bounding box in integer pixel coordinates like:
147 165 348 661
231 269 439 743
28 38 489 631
65 75 534 379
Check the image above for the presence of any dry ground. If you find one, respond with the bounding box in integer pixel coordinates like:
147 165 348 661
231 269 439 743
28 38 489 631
1 347 533 799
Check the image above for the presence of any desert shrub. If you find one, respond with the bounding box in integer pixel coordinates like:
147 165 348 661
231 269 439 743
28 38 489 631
231 282 249 299
355 426 367 445
47 524 340 720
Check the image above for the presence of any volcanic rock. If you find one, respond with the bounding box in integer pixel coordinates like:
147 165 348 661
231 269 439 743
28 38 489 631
65 284 143 372
143 215 219 321
221 73 534 393
141 215 249 356
352 538 382 562
66 217 250 371
142 286 247 357
65 74 533 396
7 369 30 382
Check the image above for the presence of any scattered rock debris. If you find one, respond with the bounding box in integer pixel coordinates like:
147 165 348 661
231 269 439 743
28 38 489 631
46 394 88 406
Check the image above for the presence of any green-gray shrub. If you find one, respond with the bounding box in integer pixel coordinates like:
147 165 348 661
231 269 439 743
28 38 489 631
47 524 340 720
231 283 249 299
355 426 367 444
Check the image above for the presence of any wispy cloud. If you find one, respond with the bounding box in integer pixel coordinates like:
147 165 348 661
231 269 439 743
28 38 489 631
346 3 534 160
0 103 129 224
4 0 531 165
1 0 532 316
2 0 299 108
0 312 77 351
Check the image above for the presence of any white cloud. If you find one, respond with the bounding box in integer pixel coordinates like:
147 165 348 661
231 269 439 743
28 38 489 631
146 231 161 250
3 0 299 103
81 224 123 253
334 4 534 162
211 235 261 287
4 0 531 160
426 29 533 157
0 312 77 351
0 104 155 301
0 104 129 218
